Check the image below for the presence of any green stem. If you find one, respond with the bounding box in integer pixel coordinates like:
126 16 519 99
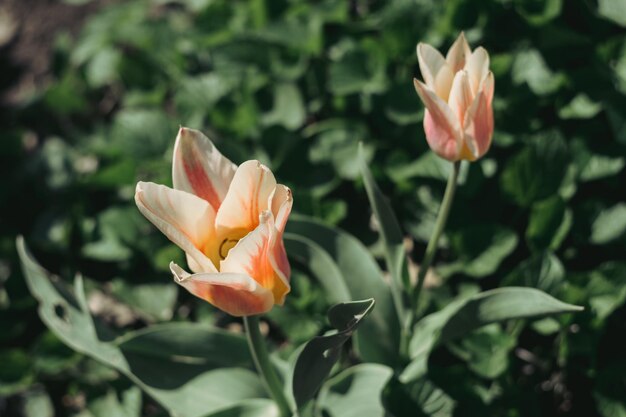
243 315 291 417
412 161 461 311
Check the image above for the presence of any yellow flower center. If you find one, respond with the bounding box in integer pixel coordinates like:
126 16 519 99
205 228 249 270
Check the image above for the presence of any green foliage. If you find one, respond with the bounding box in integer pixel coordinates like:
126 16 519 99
2 0 625 415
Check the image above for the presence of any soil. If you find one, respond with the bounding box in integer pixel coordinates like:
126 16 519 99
0 0 113 105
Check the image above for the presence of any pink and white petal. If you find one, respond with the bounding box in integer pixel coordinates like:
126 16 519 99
416 43 454 101
480 71 495 104
215 160 277 233
172 127 237 211
446 32 471 73
135 182 217 273
463 89 494 160
465 47 490 96
170 263 274 317
270 184 293 233
414 79 462 161
447 70 474 126
220 211 290 306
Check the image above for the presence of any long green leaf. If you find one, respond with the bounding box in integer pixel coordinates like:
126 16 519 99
17 237 266 417
400 287 583 382
284 216 401 366
317 364 394 417
358 143 409 291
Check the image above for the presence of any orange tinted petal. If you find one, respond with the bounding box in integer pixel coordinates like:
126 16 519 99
220 211 290 306
170 263 274 316
215 160 277 234
270 184 292 233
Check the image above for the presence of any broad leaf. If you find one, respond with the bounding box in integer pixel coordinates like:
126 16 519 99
383 375 455 417
292 299 375 408
317 364 393 417
359 143 408 305
284 216 401 366
400 287 582 382
17 237 266 417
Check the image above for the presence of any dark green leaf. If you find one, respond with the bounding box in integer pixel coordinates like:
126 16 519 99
526 196 572 251
401 287 582 382
292 298 375 408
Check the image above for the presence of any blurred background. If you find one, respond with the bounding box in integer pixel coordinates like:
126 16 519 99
1 0 625 416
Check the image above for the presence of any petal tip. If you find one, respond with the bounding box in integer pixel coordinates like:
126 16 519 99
170 262 190 282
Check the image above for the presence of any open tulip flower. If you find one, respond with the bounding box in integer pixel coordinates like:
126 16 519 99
135 128 292 317
414 33 494 162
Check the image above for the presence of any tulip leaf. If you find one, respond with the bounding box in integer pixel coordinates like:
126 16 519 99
283 234 351 305
198 399 279 417
400 287 583 382
316 364 393 417
17 237 267 417
292 298 375 408
358 142 410 296
383 375 455 417
285 216 401 366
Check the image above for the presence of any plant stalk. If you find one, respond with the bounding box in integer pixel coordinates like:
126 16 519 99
412 161 461 311
243 315 291 417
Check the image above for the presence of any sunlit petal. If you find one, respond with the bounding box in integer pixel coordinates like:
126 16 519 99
172 127 237 211
417 43 455 101
446 32 471 73
448 70 473 126
135 182 216 273
465 47 490 96
270 185 292 233
215 160 277 233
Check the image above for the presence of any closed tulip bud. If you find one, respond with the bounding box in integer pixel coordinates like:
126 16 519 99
135 127 292 317
414 33 494 162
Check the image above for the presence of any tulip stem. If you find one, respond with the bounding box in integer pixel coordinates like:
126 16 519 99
413 161 461 310
243 315 292 417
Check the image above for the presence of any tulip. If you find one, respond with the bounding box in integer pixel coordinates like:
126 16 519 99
135 128 292 316
414 33 494 162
